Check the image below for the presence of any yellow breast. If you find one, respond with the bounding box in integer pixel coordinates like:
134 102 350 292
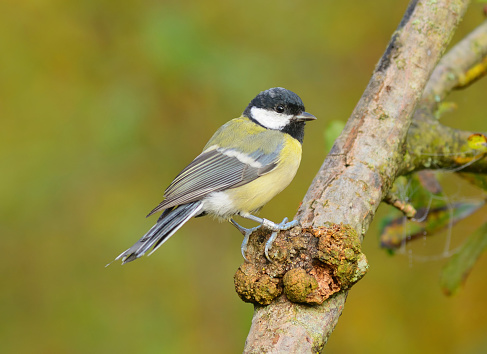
224 134 302 214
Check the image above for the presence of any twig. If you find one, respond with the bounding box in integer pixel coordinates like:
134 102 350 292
383 192 417 218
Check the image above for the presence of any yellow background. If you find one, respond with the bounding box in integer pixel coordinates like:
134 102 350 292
1 1 487 353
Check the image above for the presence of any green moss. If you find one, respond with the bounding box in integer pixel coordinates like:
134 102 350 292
316 223 366 289
283 268 318 303
253 275 282 305
234 263 283 305
234 224 369 306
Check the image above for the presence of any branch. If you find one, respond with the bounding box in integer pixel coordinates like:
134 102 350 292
383 190 418 218
401 20 487 174
401 118 487 174
242 0 471 352
422 20 487 110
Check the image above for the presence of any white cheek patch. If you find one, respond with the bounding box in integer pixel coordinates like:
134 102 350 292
250 107 292 130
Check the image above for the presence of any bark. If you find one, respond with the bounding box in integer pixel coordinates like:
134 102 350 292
401 20 487 175
242 1 472 352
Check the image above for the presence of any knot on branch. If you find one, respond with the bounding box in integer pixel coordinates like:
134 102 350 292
234 223 368 305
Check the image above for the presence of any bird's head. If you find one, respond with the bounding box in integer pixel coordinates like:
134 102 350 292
243 87 316 142
243 87 316 130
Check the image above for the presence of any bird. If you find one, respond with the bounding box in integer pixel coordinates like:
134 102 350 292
114 87 316 264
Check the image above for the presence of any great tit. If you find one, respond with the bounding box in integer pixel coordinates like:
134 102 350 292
115 87 316 264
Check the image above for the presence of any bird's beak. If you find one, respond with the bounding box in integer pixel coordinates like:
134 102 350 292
295 111 317 122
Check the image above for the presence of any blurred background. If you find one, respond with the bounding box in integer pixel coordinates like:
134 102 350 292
1 0 487 353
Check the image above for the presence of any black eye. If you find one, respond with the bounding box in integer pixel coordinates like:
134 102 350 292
275 105 285 113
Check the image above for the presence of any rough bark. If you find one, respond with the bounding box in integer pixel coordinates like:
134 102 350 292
242 1 472 352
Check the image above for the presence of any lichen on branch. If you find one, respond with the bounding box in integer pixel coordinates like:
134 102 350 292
234 224 367 306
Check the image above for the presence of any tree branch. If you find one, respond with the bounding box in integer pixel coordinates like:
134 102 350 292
241 1 471 352
401 20 487 175
421 20 487 110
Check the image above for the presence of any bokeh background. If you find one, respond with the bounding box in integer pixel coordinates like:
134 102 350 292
2 1 487 353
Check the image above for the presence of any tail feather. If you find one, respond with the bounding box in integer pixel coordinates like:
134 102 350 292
115 201 203 264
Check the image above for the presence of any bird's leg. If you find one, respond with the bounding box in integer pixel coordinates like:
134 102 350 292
237 214 299 262
229 218 261 261
229 218 261 235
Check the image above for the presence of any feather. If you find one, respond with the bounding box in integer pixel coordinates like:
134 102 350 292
116 201 203 264
147 139 282 217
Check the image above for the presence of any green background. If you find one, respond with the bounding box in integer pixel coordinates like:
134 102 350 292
2 1 487 353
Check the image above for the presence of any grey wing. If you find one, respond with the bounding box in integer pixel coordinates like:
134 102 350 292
147 147 280 217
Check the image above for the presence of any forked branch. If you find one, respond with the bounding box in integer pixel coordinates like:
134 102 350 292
242 1 472 352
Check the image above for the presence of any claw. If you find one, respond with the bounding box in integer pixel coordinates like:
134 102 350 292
264 218 299 262
231 218 261 261
240 231 251 261
240 226 262 261
264 231 278 262
230 216 299 262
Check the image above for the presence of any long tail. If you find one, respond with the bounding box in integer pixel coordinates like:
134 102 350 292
114 201 203 264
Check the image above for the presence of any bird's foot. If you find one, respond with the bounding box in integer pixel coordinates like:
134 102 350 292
231 216 299 262
240 226 261 261
230 218 261 261
264 217 299 263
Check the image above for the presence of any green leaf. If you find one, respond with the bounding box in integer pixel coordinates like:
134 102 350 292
440 222 487 296
380 200 485 249
324 120 346 151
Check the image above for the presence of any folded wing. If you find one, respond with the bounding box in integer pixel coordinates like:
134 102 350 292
147 144 281 217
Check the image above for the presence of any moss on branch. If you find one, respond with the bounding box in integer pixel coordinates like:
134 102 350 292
234 224 368 306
